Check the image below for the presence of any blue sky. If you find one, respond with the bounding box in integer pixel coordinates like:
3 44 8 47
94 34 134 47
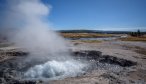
0 0 146 31
43 0 146 31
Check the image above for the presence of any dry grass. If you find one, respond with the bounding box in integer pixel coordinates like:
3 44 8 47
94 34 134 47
61 33 114 39
78 40 102 43
71 40 102 43
120 35 146 42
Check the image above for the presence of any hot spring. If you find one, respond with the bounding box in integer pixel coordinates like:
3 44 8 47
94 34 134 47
23 60 86 80
0 0 137 83
0 0 89 81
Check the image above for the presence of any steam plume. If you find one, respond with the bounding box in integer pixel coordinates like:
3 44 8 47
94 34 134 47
0 0 86 79
3 0 70 59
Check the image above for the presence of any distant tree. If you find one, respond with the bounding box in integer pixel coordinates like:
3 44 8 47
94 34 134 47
130 32 134 36
137 29 141 37
130 29 143 37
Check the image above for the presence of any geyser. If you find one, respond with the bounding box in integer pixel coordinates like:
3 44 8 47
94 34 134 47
2 0 87 80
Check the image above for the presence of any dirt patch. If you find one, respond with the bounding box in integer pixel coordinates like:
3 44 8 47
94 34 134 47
129 69 146 81
122 45 146 56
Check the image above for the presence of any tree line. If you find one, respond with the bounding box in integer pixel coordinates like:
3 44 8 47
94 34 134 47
130 29 144 37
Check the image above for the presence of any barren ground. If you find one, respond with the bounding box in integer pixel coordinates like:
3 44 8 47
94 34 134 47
49 40 146 84
0 40 146 84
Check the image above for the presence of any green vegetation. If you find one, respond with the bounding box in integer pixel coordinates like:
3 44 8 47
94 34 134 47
130 29 144 37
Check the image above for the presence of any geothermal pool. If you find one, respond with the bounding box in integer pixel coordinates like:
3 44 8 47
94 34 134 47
24 60 86 80
0 50 136 83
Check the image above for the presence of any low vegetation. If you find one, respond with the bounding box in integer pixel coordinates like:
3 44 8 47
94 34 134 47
130 29 144 37
71 40 102 43
61 33 114 39
120 35 146 42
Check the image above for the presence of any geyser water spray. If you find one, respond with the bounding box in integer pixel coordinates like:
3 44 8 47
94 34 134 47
1 0 87 79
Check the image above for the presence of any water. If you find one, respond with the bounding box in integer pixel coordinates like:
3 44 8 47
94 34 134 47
79 37 117 41
66 35 127 41
23 60 123 80
24 60 87 80
66 37 118 41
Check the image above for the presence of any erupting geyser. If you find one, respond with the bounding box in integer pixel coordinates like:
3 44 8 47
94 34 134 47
2 0 87 79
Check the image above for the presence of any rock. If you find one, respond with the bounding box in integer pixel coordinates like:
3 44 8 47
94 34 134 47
0 78 6 84
15 80 37 84
86 50 102 60
99 55 137 67
73 50 102 60
0 50 29 56
73 50 136 67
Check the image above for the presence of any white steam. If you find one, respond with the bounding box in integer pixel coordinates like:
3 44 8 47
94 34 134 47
24 60 86 79
1 0 87 79
9 0 69 57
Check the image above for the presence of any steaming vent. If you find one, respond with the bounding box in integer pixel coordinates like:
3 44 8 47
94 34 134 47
19 50 136 80
23 60 86 79
0 50 137 84
1 0 89 81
